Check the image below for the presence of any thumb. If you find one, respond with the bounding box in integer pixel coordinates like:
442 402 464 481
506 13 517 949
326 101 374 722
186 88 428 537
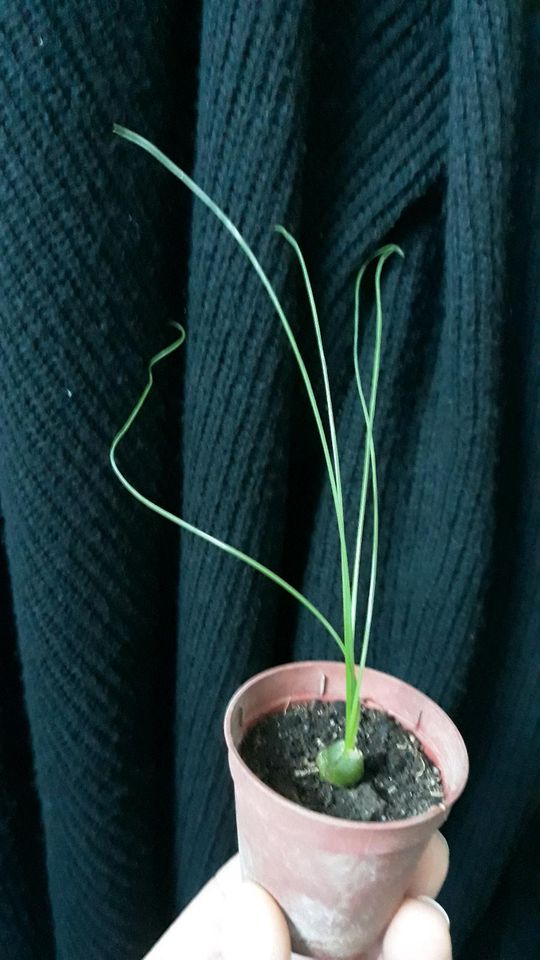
382 896 452 960
223 881 292 960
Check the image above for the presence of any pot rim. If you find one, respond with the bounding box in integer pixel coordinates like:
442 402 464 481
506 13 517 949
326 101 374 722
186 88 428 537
224 660 469 835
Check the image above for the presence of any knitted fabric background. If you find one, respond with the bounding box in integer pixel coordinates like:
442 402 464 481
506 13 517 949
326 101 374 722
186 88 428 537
0 2 538 959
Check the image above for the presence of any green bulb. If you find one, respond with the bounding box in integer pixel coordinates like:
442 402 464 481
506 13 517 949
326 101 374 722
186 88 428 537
316 739 365 788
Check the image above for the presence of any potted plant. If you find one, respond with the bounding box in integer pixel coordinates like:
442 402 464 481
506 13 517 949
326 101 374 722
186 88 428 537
111 125 468 960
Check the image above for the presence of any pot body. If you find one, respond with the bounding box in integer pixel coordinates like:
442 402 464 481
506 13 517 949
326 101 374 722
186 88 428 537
224 661 468 960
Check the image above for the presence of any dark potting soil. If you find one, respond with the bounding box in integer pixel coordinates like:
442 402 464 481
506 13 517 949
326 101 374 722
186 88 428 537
240 701 444 822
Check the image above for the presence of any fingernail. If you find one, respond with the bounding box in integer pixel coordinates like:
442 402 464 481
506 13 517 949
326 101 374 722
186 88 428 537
416 895 450 927
437 830 450 852
437 831 450 857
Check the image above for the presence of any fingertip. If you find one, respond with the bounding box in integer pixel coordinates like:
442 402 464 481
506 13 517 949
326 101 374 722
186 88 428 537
407 831 450 898
223 881 291 960
382 896 452 960
416 896 450 927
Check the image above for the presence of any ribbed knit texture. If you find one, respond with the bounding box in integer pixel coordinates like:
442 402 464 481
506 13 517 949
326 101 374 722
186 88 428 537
174 0 311 905
0 3 537 959
0 3 199 958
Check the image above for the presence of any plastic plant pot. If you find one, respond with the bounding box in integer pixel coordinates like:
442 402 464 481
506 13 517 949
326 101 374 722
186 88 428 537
224 661 468 960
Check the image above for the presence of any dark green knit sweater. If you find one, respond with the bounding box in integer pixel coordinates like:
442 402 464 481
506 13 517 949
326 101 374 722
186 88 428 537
0 2 538 959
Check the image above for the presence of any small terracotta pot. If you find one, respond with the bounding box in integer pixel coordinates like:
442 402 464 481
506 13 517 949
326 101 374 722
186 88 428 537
224 661 468 960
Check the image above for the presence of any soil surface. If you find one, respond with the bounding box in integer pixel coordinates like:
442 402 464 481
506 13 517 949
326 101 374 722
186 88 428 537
240 700 444 821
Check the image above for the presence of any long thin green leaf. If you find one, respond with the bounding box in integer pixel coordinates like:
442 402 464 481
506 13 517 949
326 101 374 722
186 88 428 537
274 227 343 496
109 324 345 654
113 125 341 536
274 225 355 718
348 245 404 740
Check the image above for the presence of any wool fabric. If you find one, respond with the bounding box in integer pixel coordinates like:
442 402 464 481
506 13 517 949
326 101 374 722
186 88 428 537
0 3 538 959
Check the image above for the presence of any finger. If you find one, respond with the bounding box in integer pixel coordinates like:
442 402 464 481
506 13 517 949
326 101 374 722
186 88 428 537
407 831 449 898
382 896 451 960
223 881 291 960
143 855 241 959
210 853 242 897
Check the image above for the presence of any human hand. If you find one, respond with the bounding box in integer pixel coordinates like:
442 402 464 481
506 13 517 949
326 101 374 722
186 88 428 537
143 831 451 960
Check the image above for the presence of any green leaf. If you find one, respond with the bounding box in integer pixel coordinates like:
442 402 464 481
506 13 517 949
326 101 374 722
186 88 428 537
109 326 345 654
